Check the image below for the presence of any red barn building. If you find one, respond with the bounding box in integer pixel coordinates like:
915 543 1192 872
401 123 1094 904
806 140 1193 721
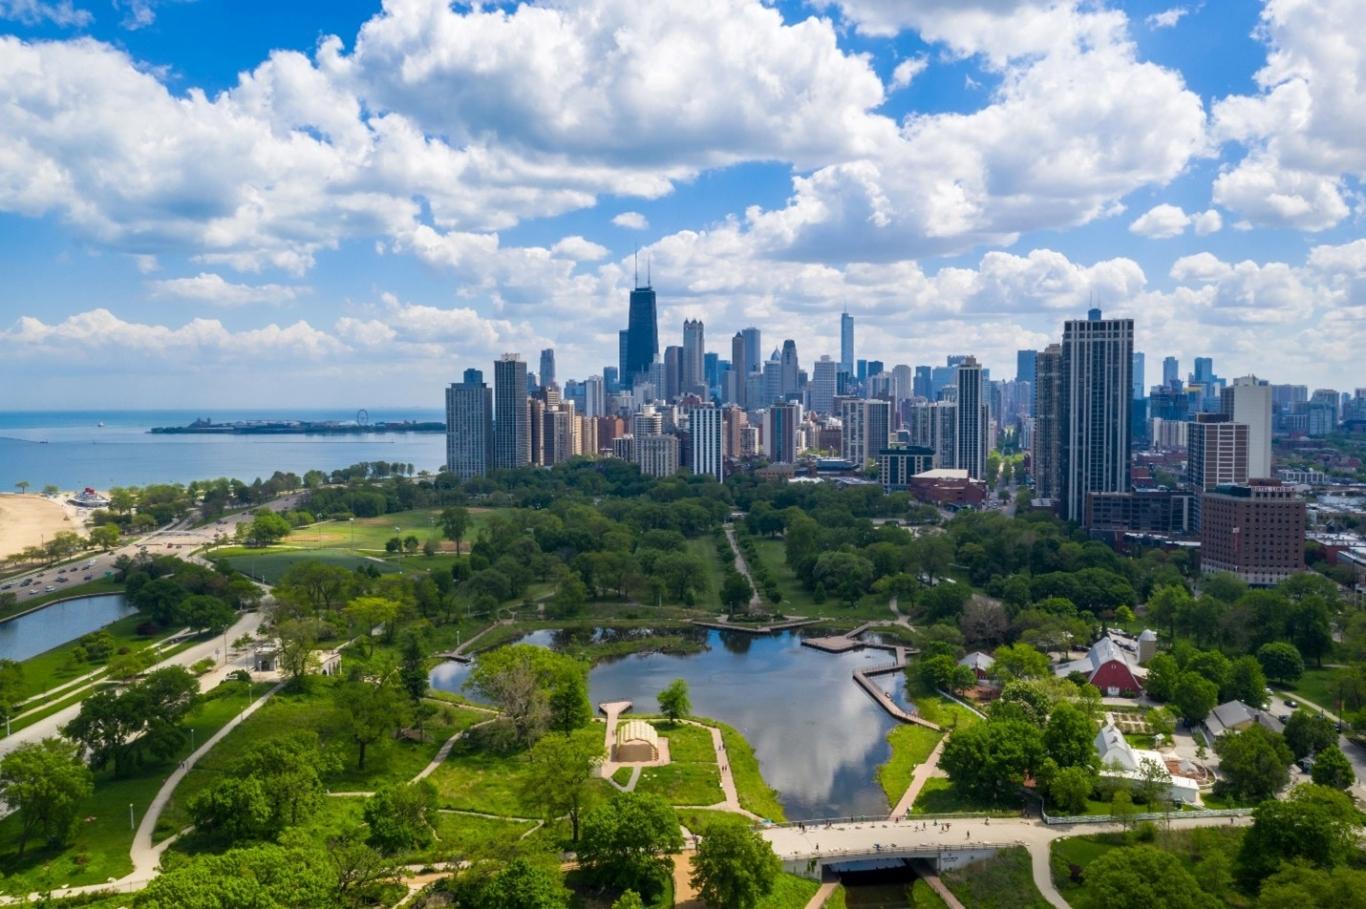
1056 637 1144 696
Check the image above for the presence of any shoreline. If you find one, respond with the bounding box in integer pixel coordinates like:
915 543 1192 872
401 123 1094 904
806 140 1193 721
0 493 89 560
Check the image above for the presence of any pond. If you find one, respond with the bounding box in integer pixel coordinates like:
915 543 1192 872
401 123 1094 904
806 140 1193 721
429 627 916 820
0 594 137 662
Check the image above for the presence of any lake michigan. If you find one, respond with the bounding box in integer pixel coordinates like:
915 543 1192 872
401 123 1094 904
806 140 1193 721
0 409 447 489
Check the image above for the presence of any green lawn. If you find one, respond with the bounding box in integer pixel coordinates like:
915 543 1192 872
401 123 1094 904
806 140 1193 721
712 719 786 822
910 778 1021 817
755 872 821 909
635 762 724 806
685 537 725 610
676 808 745 835
940 846 1050 909
157 682 489 837
211 546 403 584
1275 667 1342 713
654 721 716 762
910 879 950 907
425 737 544 818
910 693 984 732
749 538 892 620
0 678 270 896
876 724 944 806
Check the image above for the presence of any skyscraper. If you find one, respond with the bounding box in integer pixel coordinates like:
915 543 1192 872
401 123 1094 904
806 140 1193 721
445 373 493 479
762 353 783 406
1016 350 1037 385
584 375 606 418
690 405 724 481
1162 356 1179 388
840 312 854 375
625 275 658 388
763 403 801 463
809 356 838 414
841 399 891 466
742 328 761 377
730 332 749 407
539 348 556 389
493 354 530 469
780 339 800 399
1032 345 1062 501
618 330 629 386
1222 376 1273 480
663 345 682 400
913 366 932 400
682 319 705 395
954 357 986 479
1061 312 1133 523
1131 352 1145 400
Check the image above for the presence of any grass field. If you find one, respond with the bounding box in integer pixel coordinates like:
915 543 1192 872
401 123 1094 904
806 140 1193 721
1275 667 1343 713
910 778 1022 817
685 537 725 610
940 847 1050 909
712 719 786 822
755 872 821 909
749 538 892 620
212 546 403 584
910 879 950 907
0 678 272 896
876 724 944 806
156 683 490 837
635 762 724 806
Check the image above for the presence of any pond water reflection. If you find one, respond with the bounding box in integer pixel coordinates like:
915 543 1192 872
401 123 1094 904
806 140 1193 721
429 627 915 820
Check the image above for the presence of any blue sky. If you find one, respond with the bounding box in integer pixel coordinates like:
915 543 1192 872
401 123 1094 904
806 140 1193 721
0 0 1362 408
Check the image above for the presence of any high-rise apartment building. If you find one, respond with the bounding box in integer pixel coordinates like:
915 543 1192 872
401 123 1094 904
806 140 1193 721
1032 347 1064 501
729 332 749 408
892 365 913 407
955 357 987 480
493 354 530 469
539 348 555 389
690 405 724 481
445 374 493 479
1060 312 1132 523
625 278 658 387
1222 376 1272 479
840 312 855 375
583 375 606 418
682 320 705 395
636 434 680 478
542 407 574 465
841 399 891 466
1200 481 1305 586
722 405 748 459
763 403 801 463
1188 413 1248 491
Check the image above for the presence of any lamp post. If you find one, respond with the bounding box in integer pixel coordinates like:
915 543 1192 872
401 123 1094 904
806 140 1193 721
128 803 134 831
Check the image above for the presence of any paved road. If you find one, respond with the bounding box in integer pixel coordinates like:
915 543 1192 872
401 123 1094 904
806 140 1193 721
1270 689 1366 803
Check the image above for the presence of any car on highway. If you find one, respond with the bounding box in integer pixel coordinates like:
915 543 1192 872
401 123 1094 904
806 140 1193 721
44 586 55 592
83 574 93 581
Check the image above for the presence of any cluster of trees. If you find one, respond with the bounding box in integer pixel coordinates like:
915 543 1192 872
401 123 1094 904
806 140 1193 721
729 524 780 606
465 644 591 750
0 737 93 858
235 509 316 547
118 554 257 634
1143 640 1272 724
63 666 199 776
189 733 336 845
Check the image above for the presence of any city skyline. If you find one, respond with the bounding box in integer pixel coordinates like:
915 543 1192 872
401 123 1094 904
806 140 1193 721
1 0 1364 408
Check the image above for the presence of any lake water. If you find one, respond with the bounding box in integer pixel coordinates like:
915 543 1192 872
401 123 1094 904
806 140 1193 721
429 628 915 821
0 409 446 489
0 593 137 662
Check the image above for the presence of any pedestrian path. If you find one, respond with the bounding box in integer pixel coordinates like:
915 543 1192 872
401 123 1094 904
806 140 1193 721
888 736 948 818
803 880 840 908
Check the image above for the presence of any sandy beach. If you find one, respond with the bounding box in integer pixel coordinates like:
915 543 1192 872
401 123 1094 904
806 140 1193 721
0 494 85 560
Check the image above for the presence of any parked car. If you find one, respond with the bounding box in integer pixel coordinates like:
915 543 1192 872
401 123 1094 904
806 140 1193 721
83 574 93 581
44 586 55 592
1284 699 1298 709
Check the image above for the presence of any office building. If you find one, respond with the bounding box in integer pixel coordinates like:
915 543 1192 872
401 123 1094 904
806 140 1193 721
1162 356 1179 387
763 403 801 463
891 365 913 407
493 354 531 469
742 328 761 378
762 354 783 406
636 434 680 478
1221 376 1272 479
809 356 838 415
729 332 749 407
955 357 987 480
690 406 724 481
1060 312 1133 523
625 275 658 387
618 330 629 387
1016 350 1037 385
780 340 801 399
914 366 932 400
840 312 855 375
583 375 606 418
682 320 705 395
663 345 682 400
539 349 555 389
878 445 934 492
842 398 892 466
1200 481 1305 586
1131 352 1145 400
445 374 493 479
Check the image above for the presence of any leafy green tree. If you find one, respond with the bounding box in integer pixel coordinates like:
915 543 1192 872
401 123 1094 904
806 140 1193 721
246 511 293 546
1044 702 1096 769
189 776 272 844
1047 764 1097 815
1256 864 1366 909
468 644 589 747
940 718 1044 802
275 617 322 685
0 738 93 856
1282 711 1337 760
455 857 570 909
1236 784 1362 890
234 734 334 830
1223 656 1268 707
658 678 691 723
133 843 339 909
0 659 25 726
918 654 960 693
1216 724 1293 802
992 642 1050 680
182 595 236 634
63 666 199 775
549 671 591 734
1310 744 1354 789
990 680 1052 726
1173 671 1219 724
333 671 407 770
363 781 438 854
343 596 400 658
1083 845 1217 909
611 892 645 909
577 792 683 897
721 570 754 615
1144 653 1181 702
398 632 428 705
1256 642 1304 685
1146 584 1193 642
89 523 121 550
690 819 782 909
550 572 588 617
520 729 603 842
441 506 471 555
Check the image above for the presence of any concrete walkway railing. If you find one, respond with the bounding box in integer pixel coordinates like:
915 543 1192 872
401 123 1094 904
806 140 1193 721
1041 806 1254 825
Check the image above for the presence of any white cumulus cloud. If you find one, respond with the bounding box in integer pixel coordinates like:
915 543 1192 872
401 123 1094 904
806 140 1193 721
889 56 928 90
1130 204 1191 238
612 212 649 230
148 273 307 307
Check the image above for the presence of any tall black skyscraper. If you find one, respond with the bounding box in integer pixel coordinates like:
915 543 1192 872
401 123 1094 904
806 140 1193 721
493 354 530 469
1060 311 1133 523
539 348 556 388
624 263 658 387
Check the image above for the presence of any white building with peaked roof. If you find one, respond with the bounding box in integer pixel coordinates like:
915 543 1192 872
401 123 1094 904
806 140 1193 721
1094 718 1200 805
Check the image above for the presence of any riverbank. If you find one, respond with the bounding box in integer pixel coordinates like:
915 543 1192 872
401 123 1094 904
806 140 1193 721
0 493 85 560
